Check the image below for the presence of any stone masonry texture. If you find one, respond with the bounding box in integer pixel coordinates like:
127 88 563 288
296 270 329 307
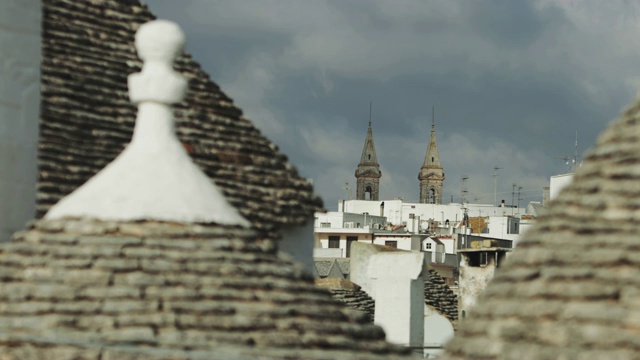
424 269 458 324
443 96 640 359
0 219 416 359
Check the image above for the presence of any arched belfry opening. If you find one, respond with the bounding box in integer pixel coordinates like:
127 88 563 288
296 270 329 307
428 188 436 204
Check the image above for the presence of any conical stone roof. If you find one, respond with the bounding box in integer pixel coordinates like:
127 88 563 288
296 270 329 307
359 121 380 167
443 99 640 359
0 219 411 359
420 123 443 170
355 121 382 179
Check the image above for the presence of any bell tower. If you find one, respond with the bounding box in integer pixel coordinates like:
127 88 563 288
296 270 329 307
355 104 381 201
419 108 444 204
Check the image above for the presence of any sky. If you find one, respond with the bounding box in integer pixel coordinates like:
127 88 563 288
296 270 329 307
145 0 640 210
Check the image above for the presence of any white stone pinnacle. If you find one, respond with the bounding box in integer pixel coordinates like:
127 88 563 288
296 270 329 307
46 20 250 226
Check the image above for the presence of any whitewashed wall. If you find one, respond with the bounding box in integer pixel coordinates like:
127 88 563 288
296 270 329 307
315 211 386 229
341 199 526 233
0 0 41 242
550 173 574 200
372 235 418 251
458 254 498 320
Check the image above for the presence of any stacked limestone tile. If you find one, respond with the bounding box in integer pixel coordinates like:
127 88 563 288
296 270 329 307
444 97 640 358
424 269 458 323
316 278 376 322
0 219 410 359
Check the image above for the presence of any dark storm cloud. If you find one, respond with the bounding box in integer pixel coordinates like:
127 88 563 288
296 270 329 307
462 0 561 48
144 0 640 209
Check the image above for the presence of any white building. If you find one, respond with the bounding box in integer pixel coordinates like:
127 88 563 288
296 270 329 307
341 199 526 231
314 211 424 257
316 197 538 258
550 173 574 200
422 235 456 263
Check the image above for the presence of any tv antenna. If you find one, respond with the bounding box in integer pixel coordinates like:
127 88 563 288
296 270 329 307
557 131 581 173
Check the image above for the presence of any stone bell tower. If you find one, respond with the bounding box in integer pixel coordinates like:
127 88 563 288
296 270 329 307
355 107 381 201
419 108 444 204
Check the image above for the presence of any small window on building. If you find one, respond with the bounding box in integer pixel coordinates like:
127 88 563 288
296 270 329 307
328 236 340 249
425 243 432 249
432 156 434 162
468 251 489 267
385 241 397 248
320 222 331 228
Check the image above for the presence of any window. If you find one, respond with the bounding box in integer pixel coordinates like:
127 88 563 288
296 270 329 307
432 156 434 162
346 236 358 257
320 222 331 228
328 236 340 249
425 243 432 249
385 241 397 248
468 251 489 267
428 189 436 204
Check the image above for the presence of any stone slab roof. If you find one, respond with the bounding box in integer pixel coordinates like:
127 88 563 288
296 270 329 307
443 99 640 359
316 278 376 323
317 264 458 327
0 219 414 359
425 269 458 323
38 0 322 233
314 258 350 279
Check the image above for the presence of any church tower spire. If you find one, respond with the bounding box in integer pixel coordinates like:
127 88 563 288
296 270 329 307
419 107 445 204
355 103 381 200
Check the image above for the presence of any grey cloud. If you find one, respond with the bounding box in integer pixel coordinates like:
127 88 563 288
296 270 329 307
145 0 640 209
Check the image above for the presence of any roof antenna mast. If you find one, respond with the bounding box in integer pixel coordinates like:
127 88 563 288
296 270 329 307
432 106 435 129
369 101 372 127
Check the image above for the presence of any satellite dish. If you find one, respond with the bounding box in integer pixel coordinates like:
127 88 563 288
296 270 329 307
421 221 429 229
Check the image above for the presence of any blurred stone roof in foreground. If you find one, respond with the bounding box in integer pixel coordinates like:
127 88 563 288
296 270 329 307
444 98 640 359
0 219 413 359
